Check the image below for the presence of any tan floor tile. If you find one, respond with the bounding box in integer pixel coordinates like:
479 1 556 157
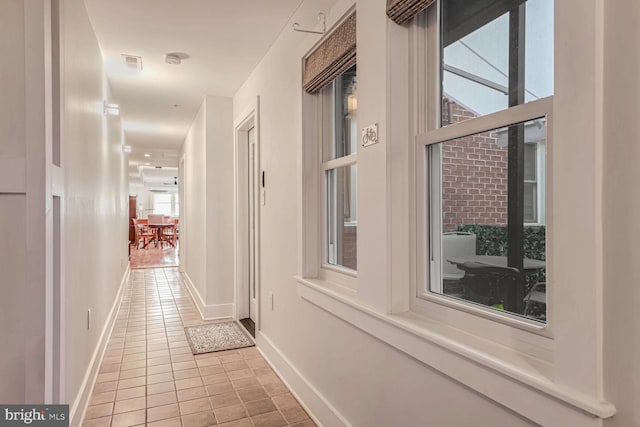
122 353 146 362
237 386 268 403
93 380 118 394
206 382 234 396
148 356 171 366
252 367 273 377
210 391 241 409
175 376 203 390
220 419 254 427
119 367 146 380
227 369 254 381
82 416 111 427
196 357 221 368
99 363 121 374
179 396 212 415
147 391 177 408
148 372 174 384
147 403 180 422
111 409 146 427
147 417 182 427
90 390 116 405
246 358 269 369
84 403 113 420
176 386 208 402
262 382 287 397
203 372 230 385
147 350 170 359
231 377 261 390
244 398 277 417
173 360 197 371
117 376 146 390
96 372 119 383
251 410 287 427
116 386 146 401
271 393 300 410
121 359 146 371
281 406 311 424
257 373 280 386
170 353 195 363
219 353 243 363
290 420 317 427
113 396 146 414
239 347 261 359
148 381 176 395
222 361 249 372
180 410 216 427
147 363 172 375
214 403 247 424
173 368 200 380
198 365 225 377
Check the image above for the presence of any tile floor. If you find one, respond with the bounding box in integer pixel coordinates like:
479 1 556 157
130 244 179 270
83 268 316 427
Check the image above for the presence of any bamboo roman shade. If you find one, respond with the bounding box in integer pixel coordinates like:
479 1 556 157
303 13 356 94
387 0 435 25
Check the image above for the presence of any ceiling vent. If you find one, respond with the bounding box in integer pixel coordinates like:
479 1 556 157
165 52 190 65
121 54 143 71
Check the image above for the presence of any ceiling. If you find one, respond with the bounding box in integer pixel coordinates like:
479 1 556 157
84 0 303 184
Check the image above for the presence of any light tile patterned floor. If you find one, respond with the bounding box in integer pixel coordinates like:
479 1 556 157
83 268 316 427
129 244 179 270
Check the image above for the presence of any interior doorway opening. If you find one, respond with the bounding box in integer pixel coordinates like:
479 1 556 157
235 107 260 338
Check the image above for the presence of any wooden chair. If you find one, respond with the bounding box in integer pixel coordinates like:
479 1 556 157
132 218 155 249
162 219 178 247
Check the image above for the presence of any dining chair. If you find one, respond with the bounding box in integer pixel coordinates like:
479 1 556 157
132 218 155 249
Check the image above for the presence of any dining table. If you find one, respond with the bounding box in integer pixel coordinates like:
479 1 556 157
145 222 176 248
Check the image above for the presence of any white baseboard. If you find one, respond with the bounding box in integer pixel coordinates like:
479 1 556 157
70 265 130 427
256 331 351 427
182 272 235 320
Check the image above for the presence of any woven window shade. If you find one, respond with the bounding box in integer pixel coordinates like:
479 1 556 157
387 0 435 25
303 13 356 94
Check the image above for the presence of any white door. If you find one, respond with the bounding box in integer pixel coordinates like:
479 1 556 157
248 127 257 323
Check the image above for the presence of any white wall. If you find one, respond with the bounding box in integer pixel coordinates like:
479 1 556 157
181 100 208 300
56 0 129 421
232 0 537 425
205 96 235 309
180 96 235 317
603 0 640 426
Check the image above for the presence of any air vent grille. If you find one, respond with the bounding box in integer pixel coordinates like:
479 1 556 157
121 54 143 71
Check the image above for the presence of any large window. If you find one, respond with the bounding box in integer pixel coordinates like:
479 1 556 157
418 0 552 323
153 193 179 218
321 65 358 271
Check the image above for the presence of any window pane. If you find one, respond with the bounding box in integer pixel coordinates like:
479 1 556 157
326 164 357 270
441 0 554 126
328 65 357 160
430 119 546 322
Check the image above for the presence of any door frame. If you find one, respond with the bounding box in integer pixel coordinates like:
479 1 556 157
233 97 261 329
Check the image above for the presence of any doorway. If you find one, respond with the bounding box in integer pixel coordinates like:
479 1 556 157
235 107 260 338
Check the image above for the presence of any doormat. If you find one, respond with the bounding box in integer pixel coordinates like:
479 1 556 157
184 321 255 355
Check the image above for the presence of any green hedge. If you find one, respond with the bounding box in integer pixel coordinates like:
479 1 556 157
456 224 546 261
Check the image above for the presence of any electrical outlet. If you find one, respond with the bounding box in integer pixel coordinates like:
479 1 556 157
87 308 92 330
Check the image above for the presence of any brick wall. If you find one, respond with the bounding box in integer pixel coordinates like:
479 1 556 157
441 99 508 232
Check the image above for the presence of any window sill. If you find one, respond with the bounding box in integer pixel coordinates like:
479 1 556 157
294 276 615 425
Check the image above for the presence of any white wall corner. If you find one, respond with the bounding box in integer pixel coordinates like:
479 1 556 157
182 272 234 320
256 332 352 427
182 271 207 320
71 265 130 427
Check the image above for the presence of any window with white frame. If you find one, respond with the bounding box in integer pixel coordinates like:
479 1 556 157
416 0 553 322
153 193 179 218
321 65 358 272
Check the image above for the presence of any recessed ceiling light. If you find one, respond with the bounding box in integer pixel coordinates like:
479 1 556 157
144 153 151 157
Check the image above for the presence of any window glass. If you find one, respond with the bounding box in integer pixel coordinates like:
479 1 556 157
326 164 358 271
326 65 357 160
430 119 547 322
441 0 554 126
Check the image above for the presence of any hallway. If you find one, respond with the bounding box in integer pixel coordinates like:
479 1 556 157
83 268 315 427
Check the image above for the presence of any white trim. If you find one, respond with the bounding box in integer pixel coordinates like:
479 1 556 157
233 96 261 328
256 331 351 427
72 265 130 427
182 272 235 320
295 277 615 424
